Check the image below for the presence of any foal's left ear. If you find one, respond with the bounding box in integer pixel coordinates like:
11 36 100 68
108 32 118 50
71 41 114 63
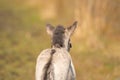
46 24 55 36
67 21 77 36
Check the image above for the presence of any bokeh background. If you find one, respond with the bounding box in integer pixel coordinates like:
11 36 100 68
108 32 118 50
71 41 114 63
0 0 120 80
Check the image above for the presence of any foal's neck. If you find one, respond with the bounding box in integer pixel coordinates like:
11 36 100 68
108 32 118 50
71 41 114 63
51 44 70 52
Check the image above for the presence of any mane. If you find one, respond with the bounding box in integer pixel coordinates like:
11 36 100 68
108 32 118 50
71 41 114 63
52 25 65 48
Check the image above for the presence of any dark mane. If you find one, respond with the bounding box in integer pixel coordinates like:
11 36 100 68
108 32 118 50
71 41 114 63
52 25 65 48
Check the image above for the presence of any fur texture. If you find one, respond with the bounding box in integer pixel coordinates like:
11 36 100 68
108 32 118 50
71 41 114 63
52 26 65 48
36 22 77 80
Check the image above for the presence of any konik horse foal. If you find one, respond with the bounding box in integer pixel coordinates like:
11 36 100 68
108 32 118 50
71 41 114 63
36 21 77 80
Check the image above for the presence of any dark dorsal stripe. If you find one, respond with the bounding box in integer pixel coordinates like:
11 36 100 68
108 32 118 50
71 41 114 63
43 49 56 80
52 25 65 48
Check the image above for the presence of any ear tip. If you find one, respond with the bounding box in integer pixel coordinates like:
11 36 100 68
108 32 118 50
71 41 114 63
73 21 78 25
74 21 78 24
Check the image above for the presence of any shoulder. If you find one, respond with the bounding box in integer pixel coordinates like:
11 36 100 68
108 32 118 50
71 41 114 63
40 49 51 54
36 48 51 61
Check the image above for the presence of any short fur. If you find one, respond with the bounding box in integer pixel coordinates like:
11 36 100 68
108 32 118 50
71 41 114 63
52 25 65 48
36 21 77 80
43 49 56 80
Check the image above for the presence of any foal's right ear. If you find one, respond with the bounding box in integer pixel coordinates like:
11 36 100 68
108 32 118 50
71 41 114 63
46 24 55 36
67 21 77 36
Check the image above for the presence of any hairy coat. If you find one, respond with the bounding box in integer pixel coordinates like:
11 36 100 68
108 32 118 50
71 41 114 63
52 26 65 48
35 21 77 80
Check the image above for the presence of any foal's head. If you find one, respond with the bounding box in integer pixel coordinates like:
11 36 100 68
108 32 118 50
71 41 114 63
46 21 77 51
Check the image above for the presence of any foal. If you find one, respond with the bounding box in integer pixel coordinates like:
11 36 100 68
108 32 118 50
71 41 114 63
35 21 77 80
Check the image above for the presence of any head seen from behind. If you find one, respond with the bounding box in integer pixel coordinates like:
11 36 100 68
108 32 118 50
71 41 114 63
46 21 77 52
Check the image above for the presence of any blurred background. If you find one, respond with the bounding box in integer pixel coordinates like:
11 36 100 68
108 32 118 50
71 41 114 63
0 0 120 80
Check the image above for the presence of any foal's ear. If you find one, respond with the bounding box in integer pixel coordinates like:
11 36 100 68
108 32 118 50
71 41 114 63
67 21 77 36
46 24 55 36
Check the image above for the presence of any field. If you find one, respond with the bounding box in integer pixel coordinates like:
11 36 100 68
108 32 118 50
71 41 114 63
0 0 120 80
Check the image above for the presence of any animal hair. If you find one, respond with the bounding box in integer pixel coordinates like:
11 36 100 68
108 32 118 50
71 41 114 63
52 25 65 48
43 49 56 80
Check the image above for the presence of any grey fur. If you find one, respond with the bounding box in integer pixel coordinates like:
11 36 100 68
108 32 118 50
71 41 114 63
36 22 77 80
43 49 56 80
52 25 65 48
